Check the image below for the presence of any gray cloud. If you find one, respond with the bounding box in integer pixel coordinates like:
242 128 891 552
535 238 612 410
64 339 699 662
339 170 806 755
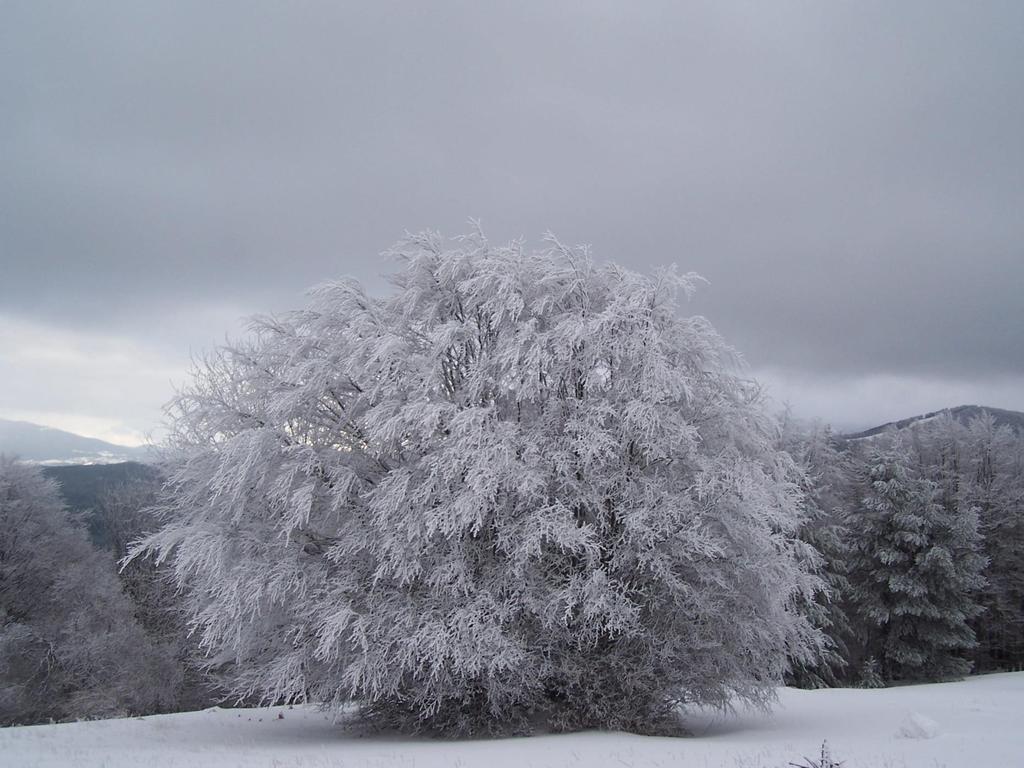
2 2 1022 439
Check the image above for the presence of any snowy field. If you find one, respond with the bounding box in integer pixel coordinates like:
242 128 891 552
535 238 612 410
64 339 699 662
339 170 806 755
2 672 1021 768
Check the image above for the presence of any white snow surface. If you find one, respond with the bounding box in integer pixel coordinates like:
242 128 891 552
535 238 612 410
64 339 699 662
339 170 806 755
897 712 942 740
2 672 1021 768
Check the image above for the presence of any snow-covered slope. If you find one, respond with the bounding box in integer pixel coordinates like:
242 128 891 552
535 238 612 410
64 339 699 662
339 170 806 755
0 418 151 465
3 672 1021 768
842 404 1024 442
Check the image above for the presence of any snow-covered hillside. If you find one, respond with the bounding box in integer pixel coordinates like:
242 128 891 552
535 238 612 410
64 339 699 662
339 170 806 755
0 418 151 465
841 404 1024 442
3 672 1021 768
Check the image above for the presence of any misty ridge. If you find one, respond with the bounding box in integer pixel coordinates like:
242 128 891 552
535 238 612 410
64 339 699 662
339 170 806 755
2 3 1024 768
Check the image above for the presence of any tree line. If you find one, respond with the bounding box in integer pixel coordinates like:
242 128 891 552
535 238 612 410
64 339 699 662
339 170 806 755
782 410 1024 688
0 458 216 726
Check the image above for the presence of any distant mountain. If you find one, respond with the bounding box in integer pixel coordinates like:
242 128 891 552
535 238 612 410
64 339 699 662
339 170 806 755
0 418 153 465
842 405 1024 441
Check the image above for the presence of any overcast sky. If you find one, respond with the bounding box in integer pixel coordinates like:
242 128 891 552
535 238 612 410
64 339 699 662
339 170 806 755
2 1 1022 445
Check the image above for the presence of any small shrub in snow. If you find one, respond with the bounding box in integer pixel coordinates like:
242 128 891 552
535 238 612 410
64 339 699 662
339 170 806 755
788 740 844 768
132 229 823 734
856 657 884 689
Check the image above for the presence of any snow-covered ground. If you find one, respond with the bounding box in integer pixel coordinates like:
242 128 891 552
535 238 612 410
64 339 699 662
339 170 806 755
3 672 1021 768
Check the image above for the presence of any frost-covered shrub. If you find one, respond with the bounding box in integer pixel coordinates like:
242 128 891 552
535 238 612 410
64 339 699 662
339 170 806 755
133 229 822 734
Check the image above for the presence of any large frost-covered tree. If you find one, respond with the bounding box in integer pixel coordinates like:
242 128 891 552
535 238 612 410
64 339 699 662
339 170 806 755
134 230 822 734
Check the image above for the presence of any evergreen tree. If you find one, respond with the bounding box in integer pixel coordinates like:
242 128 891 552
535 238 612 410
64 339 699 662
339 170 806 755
847 440 985 682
